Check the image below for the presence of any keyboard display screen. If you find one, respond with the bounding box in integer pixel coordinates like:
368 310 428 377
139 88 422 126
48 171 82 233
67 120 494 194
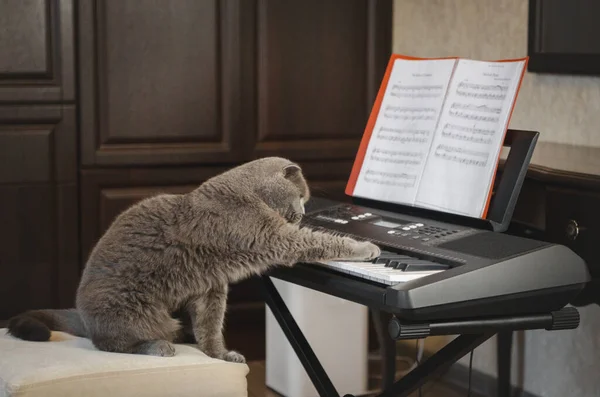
371 219 403 228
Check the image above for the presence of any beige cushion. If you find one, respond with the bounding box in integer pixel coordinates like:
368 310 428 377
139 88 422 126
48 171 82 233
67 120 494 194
0 329 248 397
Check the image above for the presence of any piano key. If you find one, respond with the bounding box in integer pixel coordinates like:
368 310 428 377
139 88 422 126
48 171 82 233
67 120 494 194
314 260 445 285
404 263 450 272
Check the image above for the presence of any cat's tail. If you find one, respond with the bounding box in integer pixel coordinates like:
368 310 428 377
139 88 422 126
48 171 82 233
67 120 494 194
7 309 87 341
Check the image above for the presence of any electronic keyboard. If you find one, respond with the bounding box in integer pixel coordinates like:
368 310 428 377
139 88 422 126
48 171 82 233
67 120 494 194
286 197 591 322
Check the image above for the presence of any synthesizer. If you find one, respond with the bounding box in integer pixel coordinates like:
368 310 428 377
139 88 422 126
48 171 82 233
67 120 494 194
294 197 591 321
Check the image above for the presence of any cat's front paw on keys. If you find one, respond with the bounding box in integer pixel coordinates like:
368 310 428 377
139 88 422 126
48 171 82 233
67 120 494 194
346 241 381 261
223 350 246 363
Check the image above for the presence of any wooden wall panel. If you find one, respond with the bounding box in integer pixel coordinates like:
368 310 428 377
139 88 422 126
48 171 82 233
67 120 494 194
0 0 75 102
254 0 392 161
78 0 253 166
0 106 79 317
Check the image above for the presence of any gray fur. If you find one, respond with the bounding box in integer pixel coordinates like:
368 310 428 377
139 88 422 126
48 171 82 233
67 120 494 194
7 157 380 362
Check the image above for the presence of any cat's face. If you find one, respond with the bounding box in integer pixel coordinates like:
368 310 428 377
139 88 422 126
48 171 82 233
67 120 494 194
236 157 310 224
206 157 311 224
278 164 310 224
259 162 310 225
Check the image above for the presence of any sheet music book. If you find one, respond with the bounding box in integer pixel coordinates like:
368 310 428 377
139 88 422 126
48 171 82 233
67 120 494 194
345 54 528 219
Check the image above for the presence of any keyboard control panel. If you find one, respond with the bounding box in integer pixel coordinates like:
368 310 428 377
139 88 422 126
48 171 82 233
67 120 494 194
310 204 464 242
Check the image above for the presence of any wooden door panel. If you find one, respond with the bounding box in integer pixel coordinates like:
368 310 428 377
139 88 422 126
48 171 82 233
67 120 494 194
0 0 75 102
0 106 77 183
78 0 252 166
254 0 392 161
0 105 78 318
0 185 55 317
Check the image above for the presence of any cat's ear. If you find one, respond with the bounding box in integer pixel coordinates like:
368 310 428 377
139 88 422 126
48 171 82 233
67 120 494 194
283 164 301 179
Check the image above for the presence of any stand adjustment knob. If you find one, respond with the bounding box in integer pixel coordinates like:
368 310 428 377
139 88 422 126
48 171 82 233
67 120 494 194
547 307 580 330
565 219 585 240
388 317 430 340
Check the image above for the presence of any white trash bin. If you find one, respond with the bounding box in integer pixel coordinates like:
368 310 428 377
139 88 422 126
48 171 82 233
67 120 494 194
265 277 369 397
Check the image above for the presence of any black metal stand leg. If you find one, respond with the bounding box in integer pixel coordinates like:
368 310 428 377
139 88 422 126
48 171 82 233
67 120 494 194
497 331 513 397
371 309 396 389
376 333 495 397
261 276 340 397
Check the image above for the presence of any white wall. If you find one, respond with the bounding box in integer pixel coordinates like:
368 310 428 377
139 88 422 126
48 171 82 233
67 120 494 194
392 1 600 395
393 0 600 149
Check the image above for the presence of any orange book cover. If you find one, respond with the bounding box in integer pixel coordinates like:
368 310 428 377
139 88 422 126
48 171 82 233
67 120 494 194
345 54 528 219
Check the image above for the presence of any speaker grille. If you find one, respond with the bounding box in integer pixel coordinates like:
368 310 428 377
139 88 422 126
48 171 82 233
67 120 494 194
438 232 548 259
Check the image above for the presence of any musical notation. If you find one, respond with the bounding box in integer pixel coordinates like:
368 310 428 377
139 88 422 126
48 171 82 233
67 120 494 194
450 103 501 114
378 127 429 136
442 123 495 136
353 56 527 218
433 144 488 167
440 123 494 144
383 105 438 121
456 81 508 101
376 133 428 145
449 110 499 123
390 83 444 98
370 148 423 166
447 102 501 123
363 169 418 188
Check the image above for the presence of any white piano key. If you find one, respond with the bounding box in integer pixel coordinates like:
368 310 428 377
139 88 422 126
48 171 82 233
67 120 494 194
314 260 444 285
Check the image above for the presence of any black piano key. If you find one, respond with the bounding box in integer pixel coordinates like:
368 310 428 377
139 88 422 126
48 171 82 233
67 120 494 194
403 263 450 272
394 262 408 270
374 258 390 265
384 260 396 268
383 260 403 270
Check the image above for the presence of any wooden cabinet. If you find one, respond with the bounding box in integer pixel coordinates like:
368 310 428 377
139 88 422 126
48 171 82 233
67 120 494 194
254 0 390 161
78 0 253 166
77 0 391 167
0 106 79 318
0 0 75 102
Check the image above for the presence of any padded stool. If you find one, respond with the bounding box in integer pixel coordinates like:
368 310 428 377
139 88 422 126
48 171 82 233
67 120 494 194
0 329 249 397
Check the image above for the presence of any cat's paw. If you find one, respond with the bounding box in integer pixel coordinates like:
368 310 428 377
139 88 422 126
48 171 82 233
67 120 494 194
286 211 303 224
140 340 176 357
223 350 246 363
345 240 381 261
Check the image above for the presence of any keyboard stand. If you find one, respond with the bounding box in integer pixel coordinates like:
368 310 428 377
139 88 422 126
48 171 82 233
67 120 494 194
261 275 580 397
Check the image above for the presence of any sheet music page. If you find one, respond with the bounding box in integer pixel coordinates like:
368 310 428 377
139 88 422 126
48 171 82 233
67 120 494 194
414 58 526 217
352 58 457 205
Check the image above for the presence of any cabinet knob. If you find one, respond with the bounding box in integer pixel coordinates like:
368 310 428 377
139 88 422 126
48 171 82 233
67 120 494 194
565 219 581 240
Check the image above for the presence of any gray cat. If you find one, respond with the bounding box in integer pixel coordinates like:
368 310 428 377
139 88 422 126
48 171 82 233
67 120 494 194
7 157 380 362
